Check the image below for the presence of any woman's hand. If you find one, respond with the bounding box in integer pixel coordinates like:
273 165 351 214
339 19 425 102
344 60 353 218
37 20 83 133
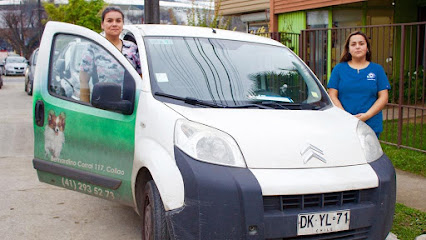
79 71 91 103
358 89 389 122
355 113 369 122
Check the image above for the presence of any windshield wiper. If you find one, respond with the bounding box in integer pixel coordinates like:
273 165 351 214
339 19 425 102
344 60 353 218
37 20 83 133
256 101 290 110
154 92 272 109
279 102 323 110
252 101 324 110
227 103 272 109
154 92 226 108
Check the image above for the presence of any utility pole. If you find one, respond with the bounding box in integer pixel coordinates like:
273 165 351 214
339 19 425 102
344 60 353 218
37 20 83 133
19 0 25 56
144 0 160 24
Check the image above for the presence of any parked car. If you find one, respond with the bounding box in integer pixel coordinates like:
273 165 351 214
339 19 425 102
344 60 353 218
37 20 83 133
0 59 4 75
33 22 396 239
4 56 27 76
25 48 39 95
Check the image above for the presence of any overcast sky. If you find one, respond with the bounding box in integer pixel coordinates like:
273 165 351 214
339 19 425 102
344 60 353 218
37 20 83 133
0 0 213 7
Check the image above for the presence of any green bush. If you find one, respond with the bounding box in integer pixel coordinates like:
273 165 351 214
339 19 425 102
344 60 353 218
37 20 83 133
388 66 424 105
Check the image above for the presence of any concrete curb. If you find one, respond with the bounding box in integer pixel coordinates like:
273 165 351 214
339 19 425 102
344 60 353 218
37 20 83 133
416 234 426 240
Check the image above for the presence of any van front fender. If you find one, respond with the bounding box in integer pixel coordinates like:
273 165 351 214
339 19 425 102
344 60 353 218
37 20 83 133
132 138 184 212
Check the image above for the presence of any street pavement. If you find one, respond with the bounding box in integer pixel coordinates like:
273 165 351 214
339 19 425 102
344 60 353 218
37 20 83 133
0 76 424 239
396 169 426 212
0 77 140 240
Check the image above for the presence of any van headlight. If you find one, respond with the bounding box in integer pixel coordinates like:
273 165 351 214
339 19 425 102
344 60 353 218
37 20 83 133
356 121 383 163
174 119 246 168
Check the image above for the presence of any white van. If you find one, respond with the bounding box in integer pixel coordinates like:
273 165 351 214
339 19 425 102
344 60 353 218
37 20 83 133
33 21 396 239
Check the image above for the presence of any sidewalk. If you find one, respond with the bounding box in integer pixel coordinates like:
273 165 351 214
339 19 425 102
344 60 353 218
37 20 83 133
396 169 426 212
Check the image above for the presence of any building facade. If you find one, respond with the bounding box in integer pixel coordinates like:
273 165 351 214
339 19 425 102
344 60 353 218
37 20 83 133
216 0 270 32
269 0 426 33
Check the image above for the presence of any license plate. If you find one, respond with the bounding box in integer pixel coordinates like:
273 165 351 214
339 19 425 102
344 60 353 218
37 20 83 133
297 210 350 236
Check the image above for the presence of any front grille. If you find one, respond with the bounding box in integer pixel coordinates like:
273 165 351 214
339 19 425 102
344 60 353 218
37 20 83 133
264 189 374 211
270 227 370 240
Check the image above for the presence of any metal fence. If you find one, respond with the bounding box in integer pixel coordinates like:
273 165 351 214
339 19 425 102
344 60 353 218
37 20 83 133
299 22 426 152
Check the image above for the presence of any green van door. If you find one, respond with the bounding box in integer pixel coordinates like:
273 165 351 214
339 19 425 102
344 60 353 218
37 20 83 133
33 27 140 205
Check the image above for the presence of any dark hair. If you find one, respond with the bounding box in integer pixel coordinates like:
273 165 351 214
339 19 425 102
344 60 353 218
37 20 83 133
340 31 372 62
102 6 124 22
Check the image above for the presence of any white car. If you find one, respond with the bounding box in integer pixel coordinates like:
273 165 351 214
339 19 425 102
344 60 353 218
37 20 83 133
25 48 39 95
32 22 396 240
4 56 27 76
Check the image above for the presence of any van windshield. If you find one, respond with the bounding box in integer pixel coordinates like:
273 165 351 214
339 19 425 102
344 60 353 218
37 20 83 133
146 37 330 109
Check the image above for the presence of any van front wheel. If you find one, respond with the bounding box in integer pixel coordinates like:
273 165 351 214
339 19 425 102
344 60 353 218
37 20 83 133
141 180 169 240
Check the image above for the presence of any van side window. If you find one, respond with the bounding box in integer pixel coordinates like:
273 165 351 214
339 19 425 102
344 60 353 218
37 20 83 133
49 34 128 105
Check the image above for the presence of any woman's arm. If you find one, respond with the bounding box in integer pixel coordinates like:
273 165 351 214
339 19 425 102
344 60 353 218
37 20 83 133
79 71 91 103
355 89 389 122
327 88 345 110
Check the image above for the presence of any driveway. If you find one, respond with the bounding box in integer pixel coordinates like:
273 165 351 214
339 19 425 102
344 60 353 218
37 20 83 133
0 77 141 240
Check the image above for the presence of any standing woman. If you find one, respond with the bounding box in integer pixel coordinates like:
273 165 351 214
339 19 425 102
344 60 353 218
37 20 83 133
327 31 391 138
80 6 141 102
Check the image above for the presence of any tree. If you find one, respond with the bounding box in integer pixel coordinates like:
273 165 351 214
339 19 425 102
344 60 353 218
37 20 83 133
0 1 43 58
43 0 105 33
186 0 230 29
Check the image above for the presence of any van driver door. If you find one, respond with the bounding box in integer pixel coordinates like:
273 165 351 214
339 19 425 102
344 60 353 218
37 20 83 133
32 22 141 205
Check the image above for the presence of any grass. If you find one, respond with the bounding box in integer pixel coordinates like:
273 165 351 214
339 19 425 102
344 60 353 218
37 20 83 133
381 144 426 177
391 203 426 240
379 121 425 238
381 138 425 239
381 120 426 151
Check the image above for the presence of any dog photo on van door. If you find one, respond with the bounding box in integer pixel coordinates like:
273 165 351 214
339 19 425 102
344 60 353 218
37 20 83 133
44 110 66 159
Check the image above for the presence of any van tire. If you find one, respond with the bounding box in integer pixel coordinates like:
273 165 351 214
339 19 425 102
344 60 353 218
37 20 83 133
140 180 169 240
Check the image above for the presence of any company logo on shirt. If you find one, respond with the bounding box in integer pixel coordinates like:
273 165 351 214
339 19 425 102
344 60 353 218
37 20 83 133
367 73 376 81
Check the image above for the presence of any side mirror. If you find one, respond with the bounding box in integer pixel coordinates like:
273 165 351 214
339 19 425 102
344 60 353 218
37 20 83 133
91 82 133 115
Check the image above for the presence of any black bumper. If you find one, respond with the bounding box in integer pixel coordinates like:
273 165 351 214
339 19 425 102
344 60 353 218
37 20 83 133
167 147 396 240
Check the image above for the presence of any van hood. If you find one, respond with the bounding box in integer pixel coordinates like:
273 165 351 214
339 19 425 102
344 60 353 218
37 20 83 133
166 104 367 169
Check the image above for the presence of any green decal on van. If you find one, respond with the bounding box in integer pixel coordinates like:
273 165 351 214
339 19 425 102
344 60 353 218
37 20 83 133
34 92 139 205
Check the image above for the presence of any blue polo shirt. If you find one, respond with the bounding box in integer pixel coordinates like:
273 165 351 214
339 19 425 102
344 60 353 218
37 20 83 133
327 62 391 134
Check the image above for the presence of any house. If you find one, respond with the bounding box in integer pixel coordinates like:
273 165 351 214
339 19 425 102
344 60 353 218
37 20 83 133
218 0 425 71
263 0 425 87
216 0 270 32
270 0 394 33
